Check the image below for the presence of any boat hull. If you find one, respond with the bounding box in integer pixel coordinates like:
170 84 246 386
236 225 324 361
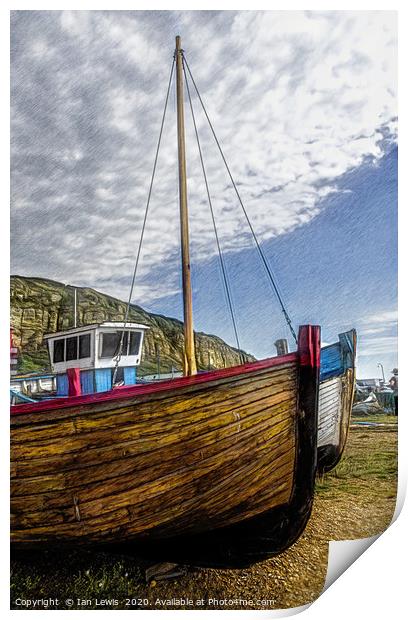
11 325 320 567
317 330 357 473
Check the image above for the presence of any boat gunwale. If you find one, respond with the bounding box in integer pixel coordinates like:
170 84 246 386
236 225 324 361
11 352 298 417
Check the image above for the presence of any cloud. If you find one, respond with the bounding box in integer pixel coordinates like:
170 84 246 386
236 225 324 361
357 336 397 357
361 310 398 325
356 308 397 358
11 10 397 305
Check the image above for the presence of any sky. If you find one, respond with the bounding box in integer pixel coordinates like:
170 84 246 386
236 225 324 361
10 10 397 378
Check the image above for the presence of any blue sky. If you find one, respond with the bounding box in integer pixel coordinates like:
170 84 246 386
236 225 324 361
147 146 397 379
10 11 397 379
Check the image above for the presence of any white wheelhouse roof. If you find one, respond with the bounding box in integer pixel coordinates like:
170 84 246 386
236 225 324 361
44 321 150 340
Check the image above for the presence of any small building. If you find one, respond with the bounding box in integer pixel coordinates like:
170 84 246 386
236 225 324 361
44 321 149 396
10 328 18 377
356 378 381 391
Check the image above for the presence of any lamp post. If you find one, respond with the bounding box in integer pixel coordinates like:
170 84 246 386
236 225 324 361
377 363 385 385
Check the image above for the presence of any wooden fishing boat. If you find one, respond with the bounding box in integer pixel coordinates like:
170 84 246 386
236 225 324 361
317 329 357 473
11 36 322 568
11 325 319 567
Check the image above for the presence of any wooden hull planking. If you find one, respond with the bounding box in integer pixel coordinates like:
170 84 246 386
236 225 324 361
317 330 356 473
11 325 321 567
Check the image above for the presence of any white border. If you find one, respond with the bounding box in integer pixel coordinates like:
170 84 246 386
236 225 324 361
3 2 405 618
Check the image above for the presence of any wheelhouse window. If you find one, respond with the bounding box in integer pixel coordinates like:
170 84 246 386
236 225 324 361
79 333 91 358
52 333 91 362
53 339 65 363
66 336 78 361
100 332 121 358
129 331 141 356
99 330 141 358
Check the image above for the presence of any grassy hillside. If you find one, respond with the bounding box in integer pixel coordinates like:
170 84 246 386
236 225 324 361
10 276 255 375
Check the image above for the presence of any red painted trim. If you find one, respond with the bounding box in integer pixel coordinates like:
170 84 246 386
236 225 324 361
298 325 321 369
11 352 298 416
67 368 81 397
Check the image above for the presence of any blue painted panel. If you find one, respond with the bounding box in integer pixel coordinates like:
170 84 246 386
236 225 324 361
320 343 343 381
124 366 137 385
339 329 357 369
56 373 69 396
95 368 112 393
10 389 37 403
80 370 95 395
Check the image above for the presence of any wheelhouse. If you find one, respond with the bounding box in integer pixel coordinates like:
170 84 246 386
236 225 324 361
44 322 149 395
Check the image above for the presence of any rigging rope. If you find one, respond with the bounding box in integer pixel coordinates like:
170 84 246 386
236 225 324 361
183 55 298 345
112 57 175 384
183 57 245 365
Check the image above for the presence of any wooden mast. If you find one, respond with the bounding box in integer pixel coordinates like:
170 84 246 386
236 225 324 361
175 35 197 376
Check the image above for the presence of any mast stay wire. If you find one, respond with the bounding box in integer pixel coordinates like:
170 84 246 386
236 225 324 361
183 55 298 345
113 57 176 384
183 56 245 365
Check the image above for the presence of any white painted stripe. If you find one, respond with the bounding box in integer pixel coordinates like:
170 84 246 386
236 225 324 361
317 376 342 448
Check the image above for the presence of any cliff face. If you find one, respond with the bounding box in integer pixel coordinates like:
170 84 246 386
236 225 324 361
10 276 255 375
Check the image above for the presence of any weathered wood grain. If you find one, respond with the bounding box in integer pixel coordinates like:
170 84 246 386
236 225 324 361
13 367 296 439
317 366 356 472
11 360 298 545
12 399 295 499
11 408 294 518
12 438 295 539
11 359 297 425
317 376 342 447
338 368 355 453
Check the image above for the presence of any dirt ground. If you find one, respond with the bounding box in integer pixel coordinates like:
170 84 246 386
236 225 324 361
10 417 398 611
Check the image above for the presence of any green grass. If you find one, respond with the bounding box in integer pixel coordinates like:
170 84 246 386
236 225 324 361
352 413 398 424
11 551 147 609
315 415 397 497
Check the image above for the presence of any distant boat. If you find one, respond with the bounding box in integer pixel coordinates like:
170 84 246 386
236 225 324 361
317 330 357 472
10 321 149 402
11 36 321 567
